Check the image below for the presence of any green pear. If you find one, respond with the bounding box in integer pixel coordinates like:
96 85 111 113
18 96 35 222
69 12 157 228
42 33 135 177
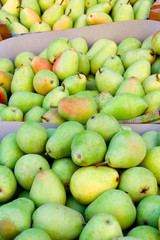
30 169 66 207
24 106 46 122
42 85 69 110
58 95 98 124
0 106 23 121
66 195 86 215
119 167 157 202
0 132 24 170
30 21 51 32
85 0 97 8
86 3 112 14
11 64 34 93
142 131 158 152
46 121 84 159
105 130 146 168
127 226 160 240
95 68 124 95
21 0 41 16
113 3 134 21
14 51 35 69
0 71 13 93
8 22 29 34
124 59 151 84
151 57 160 74
140 147 160 185
90 40 117 74
52 12 73 30
74 13 88 28
9 91 44 114
46 128 56 139
20 7 41 29
16 122 48 154
98 0 117 7
70 37 88 54
86 39 110 61
65 0 85 23
0 165 17 203
111 0 129 18
55 0 70 9
115 77 145 98
0 58 14 74
41 108 65 124
141 35 153 49
53 48 79 81
85 189 136 230
86 112 122 142
143 74 160 94
75 90 99 98
39 0 55 12
79 213 123 240
86 74 98 90
117 37 141 57
47 37 71 63
62 73 87 95
137 195 160 229
39 48 48 60
14 154 50 190
33 69 59 96
0 103 7 111
51 158 79 189
95 91 113 109
101 93 148 120
135 0 153 19
2 0 20 18
121 48 156 69
0 9 19 27
32 202 85 240
14 228 52 240
70 166 119 205
78 51 90 75
152 31 160 55
71 129 107 166
143 90 160 113
103 54 125 75
0 198 35 239
42 3 64 27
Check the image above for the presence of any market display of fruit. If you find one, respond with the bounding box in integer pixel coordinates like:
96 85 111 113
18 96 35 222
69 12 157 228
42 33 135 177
0 0 155 34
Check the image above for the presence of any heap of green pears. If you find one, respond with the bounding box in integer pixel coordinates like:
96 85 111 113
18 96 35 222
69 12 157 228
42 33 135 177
1 30 160 123
0 0 155 34
0 119 160 239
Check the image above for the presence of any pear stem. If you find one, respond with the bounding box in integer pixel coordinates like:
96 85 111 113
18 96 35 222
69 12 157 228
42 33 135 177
99 68 102 74
41 116 48 122
95 160 110 168
0 83 4 86
156 74 160 82
5 17 11 24
62 83 65 91
50 105 57 109
67 9 72 16
60 0 64 5
77 72 82 79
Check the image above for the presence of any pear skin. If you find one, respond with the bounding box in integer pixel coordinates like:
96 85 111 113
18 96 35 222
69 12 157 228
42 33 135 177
30 56 52 74
95 91 113 109
0 86 8 104
0 58 14 74
0 106 23 121
0 9 19 27
20 7 41 29
70 37 88 54
0 71 13 93
74 14 88 28
30 21 51 32
2 0 20 18
142 131 158 152
143 90 160 113
55 0 70 9
87 12 113 26
14 51 35 68
127 226 160 239
142 74 160 94
141 35 153 49
14 228 52 240
24 106 46 122
86 3 112 15
113 3 134 21
41 108 66 124
117 37 141 57
8 22 29 34
152 57 160 74
152 31 160 55
53 13 73 30
21 0 41 16
78 51 90 75
65 0 85 23
85 0 97 9
103 54 125 75
135 0 153 19
39 0 55 12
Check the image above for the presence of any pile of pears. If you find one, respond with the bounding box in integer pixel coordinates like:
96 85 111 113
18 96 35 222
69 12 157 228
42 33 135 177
1 30 160 123
0 118 160 239
0 0 155 34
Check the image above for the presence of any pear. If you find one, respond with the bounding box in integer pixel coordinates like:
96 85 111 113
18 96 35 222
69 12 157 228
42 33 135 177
42 85 69 110
115 77 145 98
32 202 85 240
118 167 157 202
86 74 98 90
0 58 14 74
74 14 88 28
85 0 97 8
0 9 19 27
46 121 84 159
65 0 85 23
14 154 50 190
95 68 124 95
47 37 71 64
117 37 141 57
39 0 55 12
0 71 13 93
30 56 52 74
42 3 64 27
142 131 158 152
14 228 52 240
70 37 88 54
53 11 73 30
152 31 160 55
63 73 87 95
127 226 160 240
21 0 41 16
24 106 46 122
151 57 160 74
0 165 17 203
52 48 79 81
78 51 90 75
111 0 129 18
30 21 51 32
30 169 66 207
46 128 56 139
98 0 117 7
2 0 20 18
11 63 34 93
113 3 134 21
18 191 30 199
66 195 86 216
8 22 29 34
85 189 136 230
95 91 113 109
87 112 122 142
16 122 48 154
143 74 160 94
121 48 156 69
86 3 112 15
39 48 48 60
0 106 23 121
124 59 151 84
9 91 44 114
87 12 113 26
33 69 59 96
20 7 41 29
71 129 107 166
58 95 98 124
105 130 146 168
41 108 65 124
141 35 153 49
79 213 123 240
0 86 7 104
86 39 110 61
75 90 99 98
103 54 125 75
90 40 117 74
0 104 7 112
135 0 153 19
143 90 160 113
0 198 35 239
55 0 70 9
70 166 119 205
137 195 160 229
14 51 35 68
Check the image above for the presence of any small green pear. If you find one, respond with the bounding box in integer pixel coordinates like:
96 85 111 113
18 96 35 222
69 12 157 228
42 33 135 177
117 37 141 57
113 3 134 21
63 73 87 95
30 21 51 32
0 58 14 74
111 0 129 18
141 35 153 49
2 0 20 18
142 74 160 94
39 0 55 12
85 0 97 8
39 48 48 60
0 106 23 121
78 51 90 75
65 0 85 23
75 90 99 98
24 106 46 122
70 37 88 54
41 108 66 124
66 195 86 215
74 14 88 28
86 3 112 15
21 0 41 16
86 39 110 61
135 0 153 19
14 228 52 240
0 9 19 26
127 226 160 240
142 131 158 152
42 3 64 27
143 90 160 113
8 22 29 34
103 54 125 75
14 51 35 68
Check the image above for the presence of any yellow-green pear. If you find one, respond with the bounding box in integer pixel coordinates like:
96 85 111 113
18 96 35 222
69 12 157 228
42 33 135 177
128 225 160 239
85 0 97 9
20 7 41 29
141 35 153 49
117 37 141 57
39 0 55 12
86 3 112 15
87 12 113 26
2 0 20 18
55 0 70 9
41 108 66 124
8 22 29 34
113 3 134 21
21 0 41 16
53 11 73 30
135 0 153 19
74 14 88 28
30 21 51 32
143 90 160 113
142 74 160 94
111 0 128 18
0 9 19 27
142 131 158 152
65 0 85 23
103 54 125 75
70 37 88 54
